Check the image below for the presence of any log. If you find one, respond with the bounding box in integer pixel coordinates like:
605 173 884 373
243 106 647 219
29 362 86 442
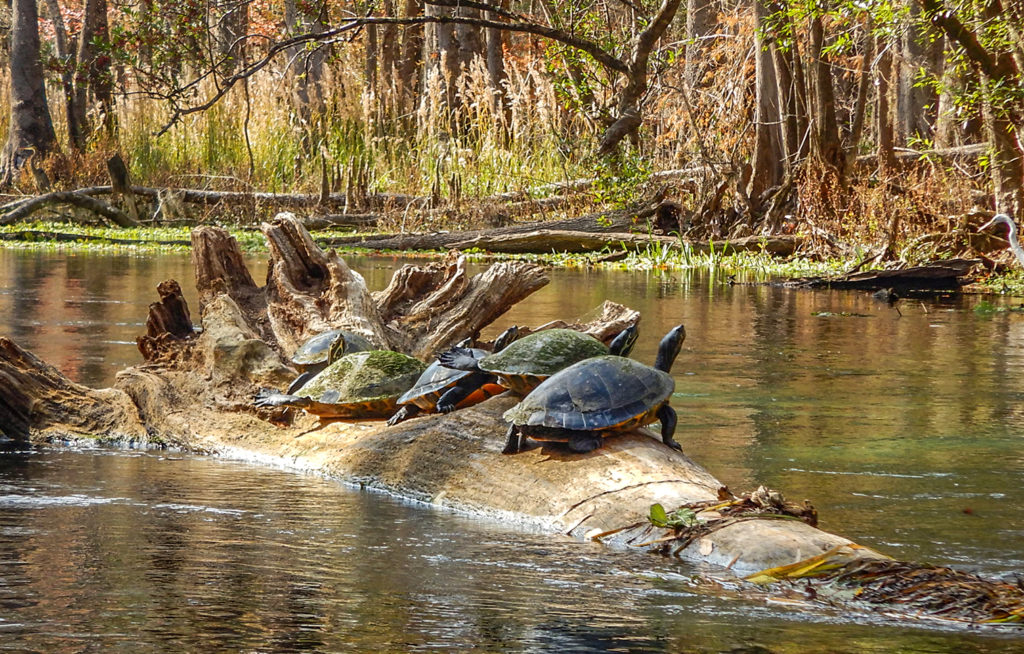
785 259 980 290
1 213 1020 626
451 230 804 256
0 190 137 227
320 198 665 251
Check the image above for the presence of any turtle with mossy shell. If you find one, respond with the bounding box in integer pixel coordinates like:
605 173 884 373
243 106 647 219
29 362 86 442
501 324 686 454
287 328 376 394
437 325 639 397
387 326 522 426
255 337 426 419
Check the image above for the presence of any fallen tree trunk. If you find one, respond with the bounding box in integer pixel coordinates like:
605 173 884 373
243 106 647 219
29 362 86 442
451 230 804 256
0 214 1019 626
0 190 138 227
320 198 669 251
785 259 979 290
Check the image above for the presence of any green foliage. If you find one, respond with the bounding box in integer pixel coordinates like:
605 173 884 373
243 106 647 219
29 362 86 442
590 149 652 210
648 503 698 529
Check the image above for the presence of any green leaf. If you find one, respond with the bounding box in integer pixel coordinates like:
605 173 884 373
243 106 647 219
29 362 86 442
649 503 668 527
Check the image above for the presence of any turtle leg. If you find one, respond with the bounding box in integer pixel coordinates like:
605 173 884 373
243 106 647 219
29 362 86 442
502 424 523 454
656 404 682 451
435 372 489 413
568 433 603 453
387 405 420 426
286 371 317 394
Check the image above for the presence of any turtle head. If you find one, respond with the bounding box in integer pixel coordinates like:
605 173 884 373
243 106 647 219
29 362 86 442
327 333 349 364
493 325 520 352
654 324 686 373
608 324 639 357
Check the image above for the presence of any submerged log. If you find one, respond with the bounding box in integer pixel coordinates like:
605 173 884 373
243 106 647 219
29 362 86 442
1 213 1020 626
785 259 980 290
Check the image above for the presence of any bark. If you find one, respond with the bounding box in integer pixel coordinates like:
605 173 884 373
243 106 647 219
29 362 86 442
398 0 424 115
785 259 976 290
42 0 83 149
898 1 942 142
808 13 843 175
449 230 803 256
212 0 249 75
598 0 684 156
847 29 874 166
285 0 329 127
684 0 718 87
876 42 898 173
485 1 512 126
749 0 784 203
0 190 137 226
0 0 58 186
73 0 114 140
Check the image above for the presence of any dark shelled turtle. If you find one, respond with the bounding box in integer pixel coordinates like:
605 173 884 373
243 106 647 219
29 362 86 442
386 326 521 426
256 338 426 419
502 324 686 454
438 325 637 396
287 328 376 394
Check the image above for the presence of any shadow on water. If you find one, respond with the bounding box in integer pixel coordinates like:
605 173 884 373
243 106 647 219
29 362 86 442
2 252 1024 650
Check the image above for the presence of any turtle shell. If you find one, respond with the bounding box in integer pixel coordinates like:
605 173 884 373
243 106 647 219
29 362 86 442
298 350 427 418
291 329 375 368
479 329 608 395
397 348 486 411
503 355 675 434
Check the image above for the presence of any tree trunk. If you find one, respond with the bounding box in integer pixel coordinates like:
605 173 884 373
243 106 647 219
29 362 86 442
898 0 943 143
42 0 84 149
73 0 114 139
876 41 898 173
0 0 58 186
212 0 249 75
397 0 424 116
808 13 844 175
485 1 512 128
285 0 329 130
847 28 874 166
684 0 718 87
749 0 784 203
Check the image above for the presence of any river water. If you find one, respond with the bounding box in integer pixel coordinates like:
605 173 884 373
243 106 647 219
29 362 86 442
0 248 1022 651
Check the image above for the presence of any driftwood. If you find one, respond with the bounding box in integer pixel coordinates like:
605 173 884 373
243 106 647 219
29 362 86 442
785 259 979 290
1 213 1020 626
0 190 138 227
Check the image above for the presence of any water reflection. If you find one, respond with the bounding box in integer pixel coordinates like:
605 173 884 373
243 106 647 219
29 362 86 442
2 251 1024 648
0 448 1018 653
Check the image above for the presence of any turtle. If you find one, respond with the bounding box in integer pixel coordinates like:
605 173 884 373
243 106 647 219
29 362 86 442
501 324 686 454
287 328 375 394
255 337 426 419
437 324 638 397
386 326 521 426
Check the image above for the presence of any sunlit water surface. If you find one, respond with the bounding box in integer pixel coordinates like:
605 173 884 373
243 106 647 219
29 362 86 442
1 248 1023 652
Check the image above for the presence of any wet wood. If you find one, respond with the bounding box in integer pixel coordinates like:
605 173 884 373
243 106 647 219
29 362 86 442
0 338 147 441
785 258 979 290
